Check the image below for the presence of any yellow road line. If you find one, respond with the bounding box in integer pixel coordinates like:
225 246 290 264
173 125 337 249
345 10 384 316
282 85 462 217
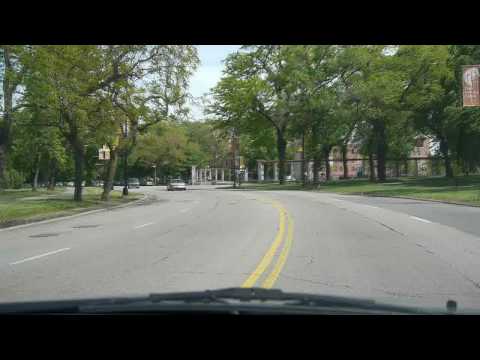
241 202 286 288
262 212 294 288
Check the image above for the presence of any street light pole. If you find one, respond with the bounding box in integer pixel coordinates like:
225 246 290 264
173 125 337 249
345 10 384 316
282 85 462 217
122 121 129 196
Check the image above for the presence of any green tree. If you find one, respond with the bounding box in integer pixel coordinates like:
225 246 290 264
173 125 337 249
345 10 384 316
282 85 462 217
210 46 307 184
10 108 67 190
103 45 199 198
0 45 27 188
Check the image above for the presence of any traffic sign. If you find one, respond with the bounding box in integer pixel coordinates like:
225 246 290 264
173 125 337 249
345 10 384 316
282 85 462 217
98 145 110 160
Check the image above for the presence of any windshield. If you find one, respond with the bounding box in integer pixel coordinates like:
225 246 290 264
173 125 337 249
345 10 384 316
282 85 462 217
1 44 480 314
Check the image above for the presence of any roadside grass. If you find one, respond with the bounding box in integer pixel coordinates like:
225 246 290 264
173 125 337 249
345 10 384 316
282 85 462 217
0 187 143 227
237 176 480 205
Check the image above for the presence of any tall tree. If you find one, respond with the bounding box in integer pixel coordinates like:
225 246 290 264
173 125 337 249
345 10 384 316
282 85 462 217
103 45 198 198
0 45 26 188
214 46 304 184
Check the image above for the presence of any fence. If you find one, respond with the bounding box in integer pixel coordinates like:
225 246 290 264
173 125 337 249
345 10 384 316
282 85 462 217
241 157 477 183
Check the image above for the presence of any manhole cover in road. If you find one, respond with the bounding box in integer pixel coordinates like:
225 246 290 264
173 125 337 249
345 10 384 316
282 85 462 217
29 233 60 238
72 225 100 229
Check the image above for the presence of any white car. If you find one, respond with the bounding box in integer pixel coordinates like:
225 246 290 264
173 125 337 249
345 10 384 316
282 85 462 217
167 179 187 191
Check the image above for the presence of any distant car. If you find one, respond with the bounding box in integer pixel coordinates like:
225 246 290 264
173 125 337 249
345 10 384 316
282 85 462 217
128 178 140 189
66 181 74 187
285 175 296 182
167 179 187 191
140 178 154 186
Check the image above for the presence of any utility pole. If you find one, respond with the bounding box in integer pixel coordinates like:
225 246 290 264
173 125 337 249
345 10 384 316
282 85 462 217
301 131 306 187
231 128 240 189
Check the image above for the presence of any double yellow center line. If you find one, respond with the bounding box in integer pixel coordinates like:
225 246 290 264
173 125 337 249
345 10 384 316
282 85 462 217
241 198 294 289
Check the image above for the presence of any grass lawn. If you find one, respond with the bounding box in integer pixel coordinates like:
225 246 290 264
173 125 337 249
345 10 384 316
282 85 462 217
0 187 143 227
237 176 480 206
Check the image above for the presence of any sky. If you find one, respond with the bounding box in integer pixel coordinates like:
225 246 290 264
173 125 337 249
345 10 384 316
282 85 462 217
188 45 241 120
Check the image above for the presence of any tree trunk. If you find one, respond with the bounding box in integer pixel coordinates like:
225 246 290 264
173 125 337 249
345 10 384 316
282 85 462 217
45 157 56 190
0 144 7 189
0 47 14 188
101 148 118 201
276 129 287 185
32 153 41 192
313 153 321 185
323 146 331 181
369 152 376 182
32 165 40 191
374 121 387 182
342 144 348 179
73 145 85 202
439 137 453 178
324 154 331 181
48 173 56 190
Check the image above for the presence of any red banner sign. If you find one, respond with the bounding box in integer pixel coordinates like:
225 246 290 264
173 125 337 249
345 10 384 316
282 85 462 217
463 65 480 107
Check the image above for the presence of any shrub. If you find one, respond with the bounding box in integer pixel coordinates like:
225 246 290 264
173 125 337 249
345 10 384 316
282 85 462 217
1 168 26 189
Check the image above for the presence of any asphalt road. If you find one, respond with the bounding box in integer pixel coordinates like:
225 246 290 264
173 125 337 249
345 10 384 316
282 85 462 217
1 185 480 310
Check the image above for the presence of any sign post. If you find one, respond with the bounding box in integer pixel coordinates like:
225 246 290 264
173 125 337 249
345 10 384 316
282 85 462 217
463 65 480 107
98 145 111 186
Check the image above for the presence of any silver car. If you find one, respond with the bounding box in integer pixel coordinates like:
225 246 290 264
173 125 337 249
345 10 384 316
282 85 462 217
167 179 187 191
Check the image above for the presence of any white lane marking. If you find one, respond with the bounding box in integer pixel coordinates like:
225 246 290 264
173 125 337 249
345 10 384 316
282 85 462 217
134 222 155 229
410 216 432 224
10 248 71 265
364 205 379 209
179 208 191 213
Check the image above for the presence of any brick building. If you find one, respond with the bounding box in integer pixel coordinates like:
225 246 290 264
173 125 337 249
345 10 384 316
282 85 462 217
291 135 432 180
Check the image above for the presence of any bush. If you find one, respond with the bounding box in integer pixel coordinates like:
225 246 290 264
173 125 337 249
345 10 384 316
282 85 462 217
1 168 26 189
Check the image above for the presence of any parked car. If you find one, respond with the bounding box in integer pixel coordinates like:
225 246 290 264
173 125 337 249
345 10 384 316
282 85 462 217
66 181 74 187
128 178 140 189
140 178 154 186
167 179 187 191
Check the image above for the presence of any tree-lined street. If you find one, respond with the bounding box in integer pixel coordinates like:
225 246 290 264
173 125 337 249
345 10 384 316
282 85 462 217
2 45 480 313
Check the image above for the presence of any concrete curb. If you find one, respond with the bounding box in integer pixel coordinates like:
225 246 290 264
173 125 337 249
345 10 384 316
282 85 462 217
339 192 480 208
0 194 148 232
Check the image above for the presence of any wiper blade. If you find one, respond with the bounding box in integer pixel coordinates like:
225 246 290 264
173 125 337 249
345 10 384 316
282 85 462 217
149 288 426 313
0 288 452 314
150 287 375 307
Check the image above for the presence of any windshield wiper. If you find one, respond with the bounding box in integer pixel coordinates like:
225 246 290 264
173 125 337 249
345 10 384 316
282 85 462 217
149 287 374 306
77 288 427 314
0 288 455 314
